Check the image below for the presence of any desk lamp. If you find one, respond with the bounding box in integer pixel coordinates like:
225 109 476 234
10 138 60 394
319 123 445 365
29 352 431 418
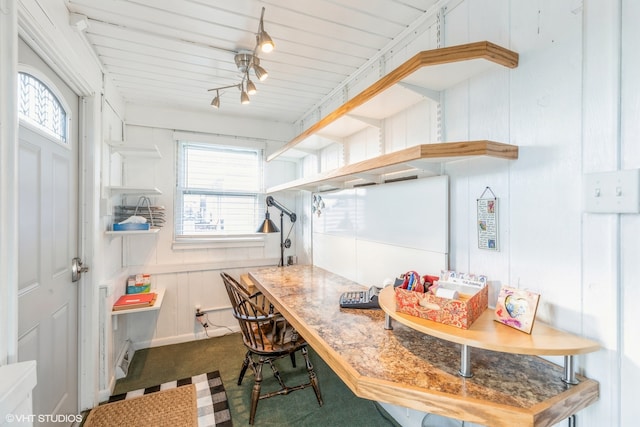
256 196 296 267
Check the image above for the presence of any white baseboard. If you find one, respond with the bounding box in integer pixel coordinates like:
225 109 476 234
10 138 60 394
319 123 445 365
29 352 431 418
131 326 240 351
97 375 116 403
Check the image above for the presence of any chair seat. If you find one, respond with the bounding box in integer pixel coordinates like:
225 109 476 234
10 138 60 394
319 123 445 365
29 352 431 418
248 315 302 353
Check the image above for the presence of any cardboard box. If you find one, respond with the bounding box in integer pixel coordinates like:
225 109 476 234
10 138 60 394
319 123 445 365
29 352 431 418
395 283 488 329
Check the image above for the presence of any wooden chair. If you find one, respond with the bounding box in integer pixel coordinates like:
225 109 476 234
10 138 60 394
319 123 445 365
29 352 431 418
221 272 323 424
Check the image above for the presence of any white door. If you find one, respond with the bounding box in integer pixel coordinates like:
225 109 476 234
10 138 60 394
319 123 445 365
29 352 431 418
17 64 80 424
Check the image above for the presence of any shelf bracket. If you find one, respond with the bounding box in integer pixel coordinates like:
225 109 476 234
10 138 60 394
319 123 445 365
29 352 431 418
384 313 393 330
562 355 580 385
290 147 320 157
404 160 443 176
345 114 382 129
313 133 346 146
316 180 345 192
351 173 382 185
397 82 441 102
459 344 473 378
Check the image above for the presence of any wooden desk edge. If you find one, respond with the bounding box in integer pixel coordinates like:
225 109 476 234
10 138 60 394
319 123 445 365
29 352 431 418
357 374 598 427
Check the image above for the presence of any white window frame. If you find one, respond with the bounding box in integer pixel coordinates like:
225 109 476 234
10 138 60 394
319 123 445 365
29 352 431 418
173 137 267 249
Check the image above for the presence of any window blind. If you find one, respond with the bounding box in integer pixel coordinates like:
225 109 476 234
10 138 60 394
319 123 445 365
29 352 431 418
175 141 262 237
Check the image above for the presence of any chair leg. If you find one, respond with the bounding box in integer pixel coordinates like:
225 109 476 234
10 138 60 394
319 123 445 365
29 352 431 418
249 357 264 425
238 351 251 386
268 359 286 389
301 346 323 406
290 351 297 367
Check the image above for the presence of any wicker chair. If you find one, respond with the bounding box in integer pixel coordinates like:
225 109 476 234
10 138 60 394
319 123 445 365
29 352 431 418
221 272 323 424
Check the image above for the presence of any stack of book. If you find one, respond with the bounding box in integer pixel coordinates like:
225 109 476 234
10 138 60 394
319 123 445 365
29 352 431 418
113 292 157 311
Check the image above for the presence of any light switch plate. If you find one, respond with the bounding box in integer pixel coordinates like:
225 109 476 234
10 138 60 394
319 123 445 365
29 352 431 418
584 169 640 213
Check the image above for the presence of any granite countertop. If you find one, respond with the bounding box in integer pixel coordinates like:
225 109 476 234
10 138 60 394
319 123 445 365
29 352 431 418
248 265 599 427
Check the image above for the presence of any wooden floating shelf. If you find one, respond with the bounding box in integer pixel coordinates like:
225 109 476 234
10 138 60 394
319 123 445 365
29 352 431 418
267 140 518 193
378 287 599 356
268 41 519 162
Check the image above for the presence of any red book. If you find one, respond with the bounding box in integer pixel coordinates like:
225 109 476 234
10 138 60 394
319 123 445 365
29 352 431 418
113 292 157 311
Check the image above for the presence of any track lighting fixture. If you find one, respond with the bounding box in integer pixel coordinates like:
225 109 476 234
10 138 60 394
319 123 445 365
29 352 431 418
246 75 257 95
253 63 268 81
240 87 250 104
211 90 220 108
207 7 274 109
257 7 275 53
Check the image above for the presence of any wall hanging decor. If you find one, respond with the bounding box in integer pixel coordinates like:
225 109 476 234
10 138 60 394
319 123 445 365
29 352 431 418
477 186 498 250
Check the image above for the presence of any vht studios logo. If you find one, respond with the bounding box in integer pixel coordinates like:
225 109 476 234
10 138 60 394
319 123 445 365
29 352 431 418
5 414 83 423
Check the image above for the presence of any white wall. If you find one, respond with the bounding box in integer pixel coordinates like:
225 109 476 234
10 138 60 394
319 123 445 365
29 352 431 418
312 176 449 285
98 107 299 358
306 1 639 426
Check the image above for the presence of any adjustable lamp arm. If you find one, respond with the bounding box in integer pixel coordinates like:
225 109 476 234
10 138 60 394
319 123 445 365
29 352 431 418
263 196 296 267
266 196 296 223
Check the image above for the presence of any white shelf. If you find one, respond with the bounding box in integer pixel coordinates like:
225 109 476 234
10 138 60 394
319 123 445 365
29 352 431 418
106 228 160 236
112 288 165 315
107 186 162 196
108 141 162 159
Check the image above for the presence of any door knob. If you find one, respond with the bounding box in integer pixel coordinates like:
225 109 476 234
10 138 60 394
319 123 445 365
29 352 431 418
71 257 89 282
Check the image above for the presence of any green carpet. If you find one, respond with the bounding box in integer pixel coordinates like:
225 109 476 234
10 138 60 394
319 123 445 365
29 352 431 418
114 333 400 426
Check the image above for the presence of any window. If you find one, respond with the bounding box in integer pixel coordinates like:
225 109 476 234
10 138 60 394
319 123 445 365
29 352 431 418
18 72 68 143
175 141 263 239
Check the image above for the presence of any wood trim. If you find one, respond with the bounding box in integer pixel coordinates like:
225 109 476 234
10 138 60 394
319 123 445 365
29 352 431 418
267 41 519 162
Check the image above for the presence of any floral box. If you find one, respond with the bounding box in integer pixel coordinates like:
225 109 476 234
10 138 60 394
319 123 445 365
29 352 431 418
395 283 488 329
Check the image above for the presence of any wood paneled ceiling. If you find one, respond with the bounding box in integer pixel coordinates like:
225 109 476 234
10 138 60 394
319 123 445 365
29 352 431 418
66 0 440 123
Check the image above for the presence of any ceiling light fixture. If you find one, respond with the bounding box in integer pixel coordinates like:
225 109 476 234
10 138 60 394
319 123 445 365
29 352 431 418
207 7 274 109
257 7 275 53
211 90 220 108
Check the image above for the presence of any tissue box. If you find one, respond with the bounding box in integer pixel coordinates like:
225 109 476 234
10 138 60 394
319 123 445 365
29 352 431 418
395 283 488 329
113 223 150 231
126 274 151 294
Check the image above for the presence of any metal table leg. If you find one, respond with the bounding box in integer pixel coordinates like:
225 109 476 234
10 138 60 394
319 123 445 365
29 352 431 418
384 313 393 330
459 344 473 378
562 355 579 385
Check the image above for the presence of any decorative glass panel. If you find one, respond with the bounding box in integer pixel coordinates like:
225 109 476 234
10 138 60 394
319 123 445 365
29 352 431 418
18 72 67 143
